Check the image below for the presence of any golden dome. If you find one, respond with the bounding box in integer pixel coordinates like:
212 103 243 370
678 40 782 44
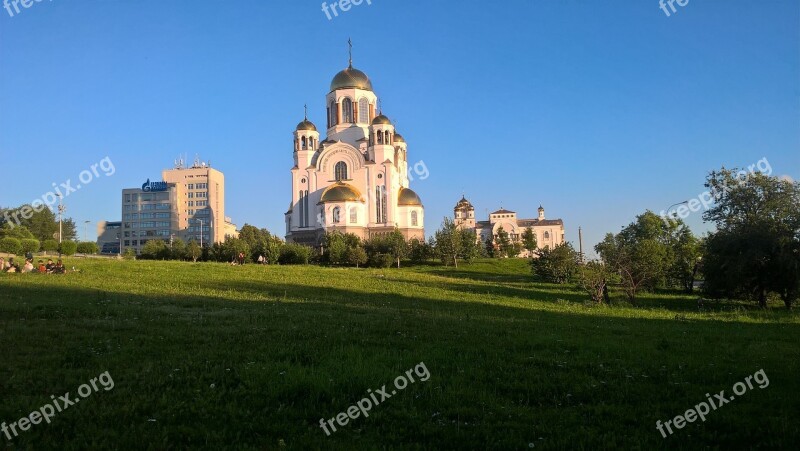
398 188 423 206
372 114 391 125
330 66 373 91
296 119 317 131
394 133 405 143
318 182 363 203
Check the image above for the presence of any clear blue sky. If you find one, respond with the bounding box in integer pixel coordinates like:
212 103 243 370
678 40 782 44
1 0 798 254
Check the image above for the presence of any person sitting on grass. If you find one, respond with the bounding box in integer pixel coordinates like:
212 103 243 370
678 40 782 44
45 259 55 273
0 257 5 271
52 259 66 274
37 260 46 273
5 258 20 273
21 259 34 273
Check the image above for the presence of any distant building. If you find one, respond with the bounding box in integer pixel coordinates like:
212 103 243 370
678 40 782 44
120 159 237 254
96 220 122 254
453 196 565 257
285 56 424 245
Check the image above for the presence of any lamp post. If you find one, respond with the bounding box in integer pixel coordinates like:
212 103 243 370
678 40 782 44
666 200 689 220
56 194 65 257
84 220 90 242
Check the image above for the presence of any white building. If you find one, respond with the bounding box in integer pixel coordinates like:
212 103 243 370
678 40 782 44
285 58 424 245
454 196 565 257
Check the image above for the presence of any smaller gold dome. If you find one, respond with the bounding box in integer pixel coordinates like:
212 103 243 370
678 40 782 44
296 119 317 131
394 133 405 143
372 114 391 125
398 188 423 206
318 182 363 204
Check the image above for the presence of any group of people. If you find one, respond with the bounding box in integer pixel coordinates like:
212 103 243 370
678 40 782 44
0 257 66 274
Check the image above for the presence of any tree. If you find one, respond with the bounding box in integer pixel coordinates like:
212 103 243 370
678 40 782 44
669 228 701 292
76 241 98 254
187 240 202 262
578 260 611 304
21 238 41 254
433 217 462 267
495 226 513 258
222 237 250 263
0 237 22 255
521 227 537 257
530 242 579 284
122 248 137 260
59 241 77 256
171 238 187 260
141 240 168 260
409 237 434 264
484 236 495 258
702 169 800 308
344 246 368 268
387 228 409 268
458 229 481 263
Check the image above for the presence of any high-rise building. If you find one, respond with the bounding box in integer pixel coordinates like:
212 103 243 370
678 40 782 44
120 159 237 254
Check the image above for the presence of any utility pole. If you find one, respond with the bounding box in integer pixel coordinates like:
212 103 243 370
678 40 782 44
84 220 90 242
578 226 584 263
197 219 204 248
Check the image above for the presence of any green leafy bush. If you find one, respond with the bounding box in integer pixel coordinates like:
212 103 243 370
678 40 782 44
0 237 22 255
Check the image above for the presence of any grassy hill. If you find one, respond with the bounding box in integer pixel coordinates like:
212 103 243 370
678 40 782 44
1 258 798 449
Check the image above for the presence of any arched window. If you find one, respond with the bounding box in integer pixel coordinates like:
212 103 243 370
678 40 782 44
411 211 418 226
342 98 354 123
332 207 341 223
329 101 337 126
334 161 348 181
301 136 307 150
384 131 390 144
350 207 357 224
377 132 383 145
544 231 550 240
358 98 369 123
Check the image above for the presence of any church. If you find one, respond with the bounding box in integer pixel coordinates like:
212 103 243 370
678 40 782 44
453 196 565 257
285 54 425 245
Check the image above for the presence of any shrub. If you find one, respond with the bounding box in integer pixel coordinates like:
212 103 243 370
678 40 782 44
0 237 22 255
59 241 78 256
278 243 312 265
42 239 58 253
186 240 201 262
344 246 368 268
122 248 137 260
76 241 98 254
20 238 41 254
368 253 393 268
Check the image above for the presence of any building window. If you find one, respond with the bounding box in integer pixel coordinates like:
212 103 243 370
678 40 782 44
358 98 369 123
329 100 337 126
332 207 341 223
544 231 550 240
350 207 357 224
301 136 307 149
376 186 387 223
342 98 353 123
411 211 418 226
334 161 348 181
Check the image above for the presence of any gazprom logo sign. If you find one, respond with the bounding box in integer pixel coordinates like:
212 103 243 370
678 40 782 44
142 178 168 192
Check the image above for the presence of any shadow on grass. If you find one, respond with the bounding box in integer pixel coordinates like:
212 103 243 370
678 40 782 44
1 280 799 449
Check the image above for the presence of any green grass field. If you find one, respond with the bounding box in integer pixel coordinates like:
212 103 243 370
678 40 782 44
1 258 798 450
